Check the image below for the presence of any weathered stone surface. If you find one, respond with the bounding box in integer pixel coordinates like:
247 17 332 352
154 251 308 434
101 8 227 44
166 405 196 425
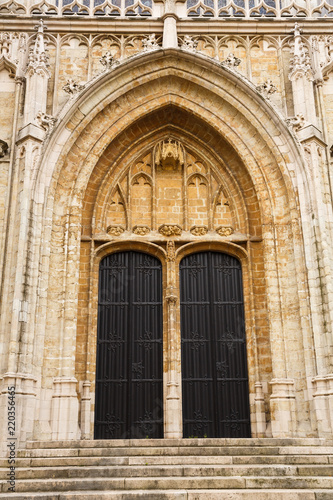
1 10 333 499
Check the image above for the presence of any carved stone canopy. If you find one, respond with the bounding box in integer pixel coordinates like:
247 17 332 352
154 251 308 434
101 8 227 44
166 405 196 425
155 138 185 170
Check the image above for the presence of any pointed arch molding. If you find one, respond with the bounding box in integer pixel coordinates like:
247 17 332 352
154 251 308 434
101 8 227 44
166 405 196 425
38 47 303 216
34 47 317 441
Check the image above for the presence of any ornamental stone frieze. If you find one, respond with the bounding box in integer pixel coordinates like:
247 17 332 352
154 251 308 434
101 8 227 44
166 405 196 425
106 225 125 236
158 224 182 237
133 225 150 236
190 226 208 236
216 226 234 237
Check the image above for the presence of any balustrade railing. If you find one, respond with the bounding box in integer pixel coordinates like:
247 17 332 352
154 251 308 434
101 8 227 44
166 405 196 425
0 0 332 18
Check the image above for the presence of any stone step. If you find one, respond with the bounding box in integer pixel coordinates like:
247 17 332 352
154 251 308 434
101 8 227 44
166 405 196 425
0 490 332 500
1 475 333 493
25 438 333 449
1 464 333 481
17 445 333 459
2 454 331 468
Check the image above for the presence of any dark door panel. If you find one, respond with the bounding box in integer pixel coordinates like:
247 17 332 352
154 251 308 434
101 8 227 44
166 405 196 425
180 251 251 438
95 251 163 439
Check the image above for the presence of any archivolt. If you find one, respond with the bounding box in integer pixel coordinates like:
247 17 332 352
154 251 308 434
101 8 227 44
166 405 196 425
35 47 305 226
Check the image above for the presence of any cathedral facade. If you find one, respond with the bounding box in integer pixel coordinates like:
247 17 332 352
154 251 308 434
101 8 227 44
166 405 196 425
0 0 333 451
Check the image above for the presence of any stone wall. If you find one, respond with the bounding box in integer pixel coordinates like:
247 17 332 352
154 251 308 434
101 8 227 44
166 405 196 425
0 13 333 449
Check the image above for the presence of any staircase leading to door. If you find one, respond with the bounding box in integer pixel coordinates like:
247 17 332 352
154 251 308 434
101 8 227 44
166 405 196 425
0 438 333 499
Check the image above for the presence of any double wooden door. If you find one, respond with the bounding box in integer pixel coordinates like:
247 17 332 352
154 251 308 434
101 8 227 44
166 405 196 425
95 250 250 439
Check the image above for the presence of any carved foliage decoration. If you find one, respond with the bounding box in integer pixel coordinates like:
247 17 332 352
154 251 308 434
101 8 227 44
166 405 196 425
62 78 85 94
181 36 198 52
158 225 182 237
107 225 125 236
99 50 120 71
256 79 277 99
221 52 241 69
142 34 159 52
133 225 150 235
216 226 234 237
190 226 208 236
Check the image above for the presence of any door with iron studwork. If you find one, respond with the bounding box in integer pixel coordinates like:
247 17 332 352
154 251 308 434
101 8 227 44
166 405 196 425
94 251 163 439
180 252 251 438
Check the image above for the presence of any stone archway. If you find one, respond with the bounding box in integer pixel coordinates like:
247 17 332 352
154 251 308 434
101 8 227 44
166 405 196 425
27 49 317 442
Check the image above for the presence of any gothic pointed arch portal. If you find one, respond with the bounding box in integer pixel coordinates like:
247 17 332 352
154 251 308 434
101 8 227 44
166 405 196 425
37 49 316 441
91 131 257 439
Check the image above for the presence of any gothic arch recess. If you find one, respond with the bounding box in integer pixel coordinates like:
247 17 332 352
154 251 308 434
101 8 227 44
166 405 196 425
31 49 316 441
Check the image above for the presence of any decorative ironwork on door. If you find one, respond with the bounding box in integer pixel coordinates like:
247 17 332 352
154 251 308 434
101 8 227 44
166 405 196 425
94 251 163 439
180 252 251 438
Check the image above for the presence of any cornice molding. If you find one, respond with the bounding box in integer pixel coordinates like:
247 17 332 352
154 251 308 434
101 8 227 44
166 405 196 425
0 18 333 35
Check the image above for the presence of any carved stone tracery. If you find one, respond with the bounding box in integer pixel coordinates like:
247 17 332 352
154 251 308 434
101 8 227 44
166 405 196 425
102 138 236 241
